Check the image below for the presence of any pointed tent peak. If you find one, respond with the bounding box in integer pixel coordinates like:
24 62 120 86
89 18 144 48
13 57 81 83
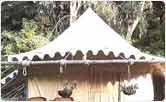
80 7 103 21
73 7 115 34
84 7 96 15
86 7 94 11
74 7 101 24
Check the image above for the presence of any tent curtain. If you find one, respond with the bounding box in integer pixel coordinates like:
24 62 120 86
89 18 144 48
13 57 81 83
27 62 158 102
28 64 121 101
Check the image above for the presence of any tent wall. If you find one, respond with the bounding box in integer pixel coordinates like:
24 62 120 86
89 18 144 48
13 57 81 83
27 53 164 101
28 64 120 101
27 63 158 102
28 52 165 102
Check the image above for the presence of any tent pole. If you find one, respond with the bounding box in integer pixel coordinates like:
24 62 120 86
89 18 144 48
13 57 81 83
1 59 165 65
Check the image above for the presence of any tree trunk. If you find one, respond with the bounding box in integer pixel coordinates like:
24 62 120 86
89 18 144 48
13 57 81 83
126 1 145 42
70 1 81 25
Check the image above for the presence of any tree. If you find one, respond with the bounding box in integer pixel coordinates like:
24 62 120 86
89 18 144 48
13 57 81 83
1 1 36 31
1 18 49 78
2 18 49 55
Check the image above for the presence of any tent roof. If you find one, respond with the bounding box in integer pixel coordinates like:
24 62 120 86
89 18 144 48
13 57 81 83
8 8 165 61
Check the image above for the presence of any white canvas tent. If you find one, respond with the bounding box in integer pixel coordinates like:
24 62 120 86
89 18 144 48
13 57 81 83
8 8 164 61
6 8 165 101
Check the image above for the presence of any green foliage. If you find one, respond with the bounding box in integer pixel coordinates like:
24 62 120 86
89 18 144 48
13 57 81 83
93 1 165 57
131 1 165 57
1 18 49 55
1 18 50 78
1 1 36 31
95 2 113 26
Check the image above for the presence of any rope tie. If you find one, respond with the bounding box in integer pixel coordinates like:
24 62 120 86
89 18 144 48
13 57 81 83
127 65 131 80
85 60 90 65
60 59 65 73
129 58 135 65
83 54 90 65
23 67 27 76
59 52 71 73
21 60 31 76
128 59 134 80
